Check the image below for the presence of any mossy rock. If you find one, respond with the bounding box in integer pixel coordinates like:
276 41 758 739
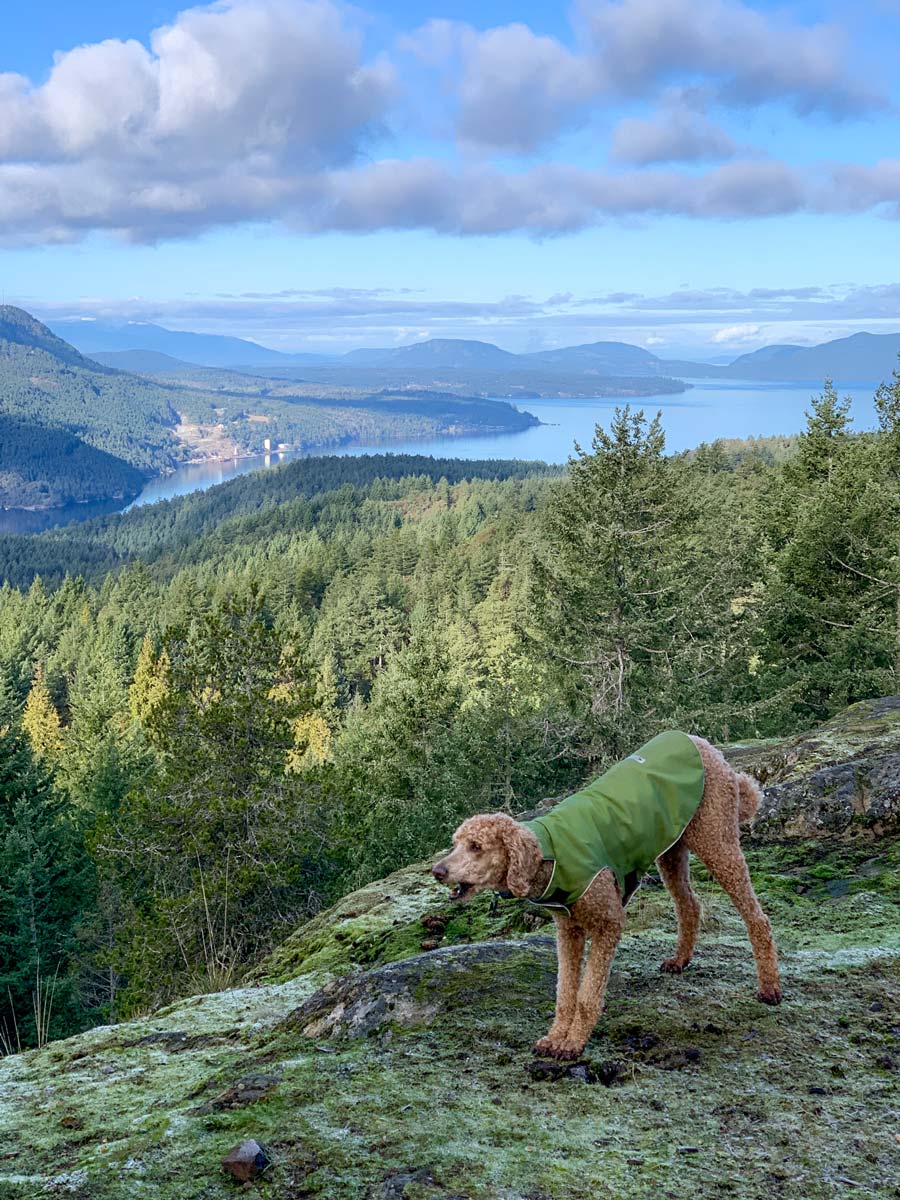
246 862 540 988
279 939 556 1041
2 700 900 1198
725 696 900 839
3 832 899 1199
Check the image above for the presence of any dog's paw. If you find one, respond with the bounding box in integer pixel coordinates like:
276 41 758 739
660 957 687 974
545 1040 585 1061
758 984 782 1005
533 1036 559 1056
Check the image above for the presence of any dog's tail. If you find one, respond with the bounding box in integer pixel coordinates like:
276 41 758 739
736 771 763 824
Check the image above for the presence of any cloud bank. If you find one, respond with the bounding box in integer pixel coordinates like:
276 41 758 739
0 0 895 244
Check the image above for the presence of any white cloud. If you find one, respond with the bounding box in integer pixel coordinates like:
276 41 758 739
711 323 762 343
610 104 736 165
425 0 881 154
582 0 878 116
0 0 394 241
0 0 893 244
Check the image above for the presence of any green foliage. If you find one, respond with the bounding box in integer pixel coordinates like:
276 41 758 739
95 590 326 1009
0 415 147 509
0 680 88 1048
0 376 899 1030
529 407 723 757
0 314 180 473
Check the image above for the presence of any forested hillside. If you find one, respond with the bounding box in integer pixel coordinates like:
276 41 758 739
0 307 544 511
1 375 899 1050
0 415 146 509
0 306 181 475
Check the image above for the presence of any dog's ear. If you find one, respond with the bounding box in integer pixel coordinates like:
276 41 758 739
503 819 543 898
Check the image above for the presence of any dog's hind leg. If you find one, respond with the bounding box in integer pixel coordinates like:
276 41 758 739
656 839 701 974
533 915 586 1056
689 829 782 1004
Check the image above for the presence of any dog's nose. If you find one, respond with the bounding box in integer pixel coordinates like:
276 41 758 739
432 862 448 882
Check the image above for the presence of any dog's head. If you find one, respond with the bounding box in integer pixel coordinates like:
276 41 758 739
431 813 543 903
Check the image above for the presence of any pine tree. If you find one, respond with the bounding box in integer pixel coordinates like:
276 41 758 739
98 590 322 1011
21 663 64 763
528 407 700 759
795 379 851 482
759 387 900 720
129 635 171 725
0 679 87 1047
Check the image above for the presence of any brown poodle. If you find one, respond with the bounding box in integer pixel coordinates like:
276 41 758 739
432 735 781 1060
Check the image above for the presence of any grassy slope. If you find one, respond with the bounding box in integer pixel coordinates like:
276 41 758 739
1 703 899 1200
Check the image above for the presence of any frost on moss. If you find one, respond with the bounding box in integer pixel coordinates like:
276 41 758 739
2 700 900 1199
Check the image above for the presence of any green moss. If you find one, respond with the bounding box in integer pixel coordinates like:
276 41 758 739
5 697 900 1198
4 834 898 1199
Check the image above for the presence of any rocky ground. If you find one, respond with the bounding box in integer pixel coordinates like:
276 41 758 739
1 699 899 1199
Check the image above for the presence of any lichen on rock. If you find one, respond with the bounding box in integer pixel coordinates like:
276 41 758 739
1 699 899 1199
726 695 900 839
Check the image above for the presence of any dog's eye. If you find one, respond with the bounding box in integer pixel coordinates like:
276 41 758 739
469 841 482 853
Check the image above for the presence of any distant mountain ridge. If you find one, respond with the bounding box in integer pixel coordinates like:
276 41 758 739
47 317 328 368
343 338 520 368
528 340 660 373
90 349 200 374
724 332 900 382
50 315 900 384
1 307 105 371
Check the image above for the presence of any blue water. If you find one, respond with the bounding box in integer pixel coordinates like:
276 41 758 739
0 380 881 534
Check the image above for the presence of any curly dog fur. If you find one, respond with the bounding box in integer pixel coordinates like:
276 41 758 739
432 736 781 1060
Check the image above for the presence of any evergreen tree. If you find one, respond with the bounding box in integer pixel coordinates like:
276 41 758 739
528 408 700 758
759 389 899 720
129 635 171 725
336 618 483 884
0 678 87 1047
21 663 64 763
99 589 324 1010
795 379 852 482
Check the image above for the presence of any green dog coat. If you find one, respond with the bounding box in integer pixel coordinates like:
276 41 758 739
522 730 705 912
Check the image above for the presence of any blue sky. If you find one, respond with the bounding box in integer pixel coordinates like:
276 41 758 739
2 0 900 356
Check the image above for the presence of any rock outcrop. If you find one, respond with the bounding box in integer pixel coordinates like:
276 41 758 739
728 695 900 839
1 700 898 1199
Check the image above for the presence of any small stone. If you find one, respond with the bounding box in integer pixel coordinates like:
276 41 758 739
420 915 447 933
566 1064 593 1084
196 1074 281 1114
869 1000 885 1013
221 1139 269 1182
808 1085 829 1096
419 939 440 951
677 1146 700 1155
684 1047 701 1062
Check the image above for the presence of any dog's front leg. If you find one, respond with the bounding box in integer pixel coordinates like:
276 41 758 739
546 874 625 1060
533 915 585 1056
